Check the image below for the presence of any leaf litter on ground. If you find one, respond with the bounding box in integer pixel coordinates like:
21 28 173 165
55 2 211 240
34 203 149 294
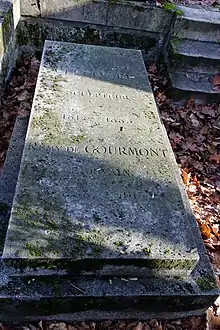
154 0 220 7
0 56 219 329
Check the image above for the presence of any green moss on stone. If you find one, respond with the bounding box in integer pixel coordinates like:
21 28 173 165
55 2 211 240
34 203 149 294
171 37 181 48
32 109 85 147
16 27 28 46
143 247 151 255
24 242 42 257
114 241 123 247
196 275 217 291
0 26 4 57
0 8 12 57
45 45 73 69
53 77 68 83
13 196 61 233
16 21 45 48
74 228 104 257
2 9 11 36
163 1 183 15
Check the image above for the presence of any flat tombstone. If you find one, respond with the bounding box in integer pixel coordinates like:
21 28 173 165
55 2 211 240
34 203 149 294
2 41 199 276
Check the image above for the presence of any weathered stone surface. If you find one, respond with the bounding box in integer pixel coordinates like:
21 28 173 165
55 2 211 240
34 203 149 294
176 5 220 24
104 29 158 64
169 39 220 74
0 117 29 255
0 0 20 87
107 1 173 33
0 272 218 320
20 0 40 17
0 91 218 318
0 1 14 61
169 71 220 103
41 0 108 25
167 5 220 102
16 17 102 51
173 6 220 43
2 41 199 276
16 17 160 65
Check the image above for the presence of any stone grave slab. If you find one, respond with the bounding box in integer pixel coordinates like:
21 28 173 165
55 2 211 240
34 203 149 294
2 41 199 276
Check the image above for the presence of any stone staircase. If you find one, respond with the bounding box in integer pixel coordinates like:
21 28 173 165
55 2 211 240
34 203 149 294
167 5 220 102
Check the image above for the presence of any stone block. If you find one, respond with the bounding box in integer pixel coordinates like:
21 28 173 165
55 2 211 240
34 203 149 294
173 5 220 43
0 3 14 62
41 0 108 25
0 271 218 320
176 4 220 24
107 1 173 33
20 0 40 17
16 17 103 51
0 117 29 255
169 71 220 103
2 41 200 277
169 39 220 74
0 0 20 53
0 0 20 87
16 17 159 64
104 29 158 63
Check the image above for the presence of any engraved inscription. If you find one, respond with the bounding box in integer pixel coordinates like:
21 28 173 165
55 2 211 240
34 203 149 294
85 145 167 157
62 114 88 121
65 69 135 80
90 168 131 177
62 114 133 125
28 143 78 154
28 143 167 158
70 90 132 100
106 117 133 124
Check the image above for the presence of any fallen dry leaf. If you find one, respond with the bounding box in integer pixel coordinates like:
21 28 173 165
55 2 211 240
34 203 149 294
200 222 212 239
210 154 220 164
181 168 191 186
155 0 163 7
207 307 220 329
212 73 220 91
132 322 144 330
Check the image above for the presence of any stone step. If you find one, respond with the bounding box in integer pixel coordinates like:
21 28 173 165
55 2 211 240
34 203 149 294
0 270 217 320
172 5 220 43
169 71 220 102
169 39 220 74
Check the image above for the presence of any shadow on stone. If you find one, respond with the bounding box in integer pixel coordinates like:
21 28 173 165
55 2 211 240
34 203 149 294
0 142 201 276
0 40 218 320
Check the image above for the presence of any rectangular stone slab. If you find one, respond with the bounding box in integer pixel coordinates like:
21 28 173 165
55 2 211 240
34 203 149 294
2 41 199 275
41 0 108 25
